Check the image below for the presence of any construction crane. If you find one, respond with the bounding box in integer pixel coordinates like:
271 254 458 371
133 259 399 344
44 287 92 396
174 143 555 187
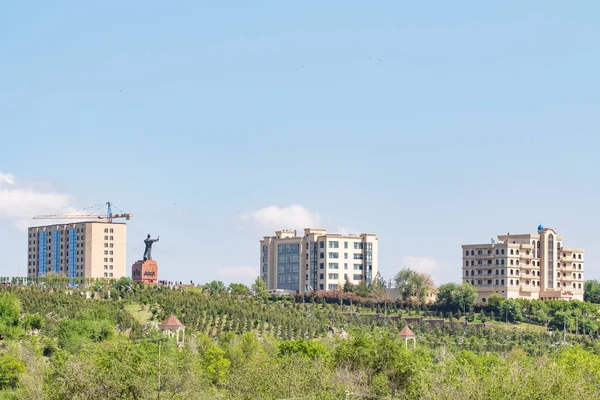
33 202 132 223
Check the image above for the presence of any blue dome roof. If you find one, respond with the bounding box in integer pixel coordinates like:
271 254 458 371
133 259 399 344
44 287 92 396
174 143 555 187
538 224 544 231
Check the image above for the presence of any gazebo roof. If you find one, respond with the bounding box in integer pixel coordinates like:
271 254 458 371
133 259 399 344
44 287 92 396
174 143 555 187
399 326 416 337
159 314 185 329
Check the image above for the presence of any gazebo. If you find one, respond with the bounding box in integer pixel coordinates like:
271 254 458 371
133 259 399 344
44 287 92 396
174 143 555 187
159 314 185 347
399 326 416 349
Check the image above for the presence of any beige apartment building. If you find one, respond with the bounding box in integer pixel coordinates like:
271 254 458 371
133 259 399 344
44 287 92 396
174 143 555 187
260 228 378 292
462 225 584 302
27 222 127 280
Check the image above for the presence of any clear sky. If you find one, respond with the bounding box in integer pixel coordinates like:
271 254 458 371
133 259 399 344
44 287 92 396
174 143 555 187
1 1 599 285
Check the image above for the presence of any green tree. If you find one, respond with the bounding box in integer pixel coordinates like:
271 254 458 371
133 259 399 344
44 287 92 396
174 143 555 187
487 294 504 313
436 282 476 313
0 293 23 340
584 280 600 303
0 354 25 390
251 276 268 297
202 280 227 295
394 268 434 304
228 283 250 296
500 299 523 323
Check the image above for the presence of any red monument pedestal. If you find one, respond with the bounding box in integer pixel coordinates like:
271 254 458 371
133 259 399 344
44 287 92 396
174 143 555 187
132 260 158 284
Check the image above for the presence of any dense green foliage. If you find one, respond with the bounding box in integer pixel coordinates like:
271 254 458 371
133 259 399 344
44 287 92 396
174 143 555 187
0 283 599 399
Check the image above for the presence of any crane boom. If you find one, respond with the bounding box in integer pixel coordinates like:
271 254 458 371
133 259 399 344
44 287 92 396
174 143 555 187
33 202 132 223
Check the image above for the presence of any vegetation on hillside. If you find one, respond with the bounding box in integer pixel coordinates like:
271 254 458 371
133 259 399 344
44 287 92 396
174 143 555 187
0 278 598 399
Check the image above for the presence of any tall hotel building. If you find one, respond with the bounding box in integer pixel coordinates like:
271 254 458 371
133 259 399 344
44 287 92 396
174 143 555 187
462 225 584 302
27 222 127 279
260 228 378 292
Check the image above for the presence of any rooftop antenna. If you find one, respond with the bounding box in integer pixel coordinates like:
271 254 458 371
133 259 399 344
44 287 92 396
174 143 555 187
491 238 495 244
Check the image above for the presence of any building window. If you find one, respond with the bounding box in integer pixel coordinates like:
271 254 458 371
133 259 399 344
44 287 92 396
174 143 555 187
353 264 363 270
353 274 362 281
110 228 114 233
104 228 108 233
465 261 469 266
328 273 339 280
319 273 324 279
501 279 504 285
501 260 505 265
495 260 499 265
465 271 469 276
329 263 339 269
319 284 324 290
319 242 324 249
471 261 474 266
104 250 108 255
319 263 324 269
353 254 363 260
510 260 514 265
344 242 348 249
354 243 364 250
510 249 514 255
109 236 113 240
501 249 505 255
320 252 324 259
109 243 113 248
329 241 339 248
465 251 469 256
104 243 108 248
344 263 348 269
329 252 339 259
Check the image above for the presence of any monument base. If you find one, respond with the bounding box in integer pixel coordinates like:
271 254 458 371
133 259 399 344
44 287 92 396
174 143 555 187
132 260 158 284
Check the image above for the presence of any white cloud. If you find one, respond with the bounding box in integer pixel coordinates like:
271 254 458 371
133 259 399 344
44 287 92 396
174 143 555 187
0 172 16 185
240 204 322 231
215 266 258 280
0 171 72 230
400 256 442 282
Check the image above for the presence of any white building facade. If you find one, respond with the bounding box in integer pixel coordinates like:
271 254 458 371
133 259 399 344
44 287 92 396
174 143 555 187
260 228 378 292
462 225 584 302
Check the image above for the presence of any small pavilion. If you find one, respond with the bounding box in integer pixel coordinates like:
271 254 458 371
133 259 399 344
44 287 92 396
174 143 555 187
399 326 417 349
159 314 185 347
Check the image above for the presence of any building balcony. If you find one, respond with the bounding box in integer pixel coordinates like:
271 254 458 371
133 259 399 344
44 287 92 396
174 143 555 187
520 285 540 292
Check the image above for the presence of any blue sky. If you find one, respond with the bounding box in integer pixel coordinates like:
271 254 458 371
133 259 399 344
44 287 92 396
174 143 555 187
1 1 599 285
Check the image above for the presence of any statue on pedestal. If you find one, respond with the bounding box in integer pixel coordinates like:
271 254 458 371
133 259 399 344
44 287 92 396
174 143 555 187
143 234 159 261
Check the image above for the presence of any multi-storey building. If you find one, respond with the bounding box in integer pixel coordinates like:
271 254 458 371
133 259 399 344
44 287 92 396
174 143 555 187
260 228 378 292
462 225 584 302
27 221 127 279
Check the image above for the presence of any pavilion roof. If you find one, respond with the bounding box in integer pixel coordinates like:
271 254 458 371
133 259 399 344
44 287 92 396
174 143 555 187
159 314 185 328
399 326 416 337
